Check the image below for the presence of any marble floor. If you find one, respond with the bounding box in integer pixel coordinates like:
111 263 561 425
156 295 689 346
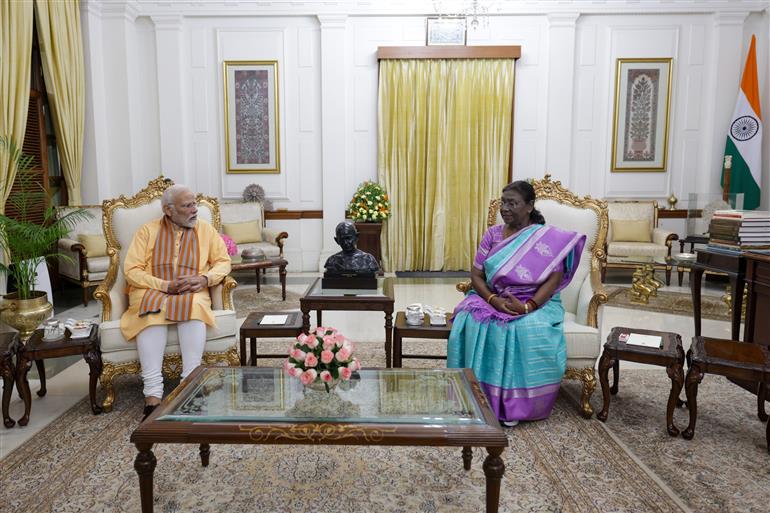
0 270 734 458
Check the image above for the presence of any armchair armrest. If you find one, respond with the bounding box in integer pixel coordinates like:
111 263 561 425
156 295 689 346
456 280 472 294
577 270 608 328
652 228 678 254
211 275 238 311
262 228 288 257
57 238 88 279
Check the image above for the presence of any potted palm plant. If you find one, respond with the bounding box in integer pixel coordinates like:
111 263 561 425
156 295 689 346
0 137 91 340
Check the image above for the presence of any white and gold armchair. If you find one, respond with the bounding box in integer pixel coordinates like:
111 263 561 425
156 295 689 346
458 175 609 417
93 177 239 412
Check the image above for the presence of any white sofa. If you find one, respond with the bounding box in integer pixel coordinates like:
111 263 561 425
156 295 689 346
460 174 609 417
219 201 288 258
55 205 107 305
603 200 678 285
93 177 239 412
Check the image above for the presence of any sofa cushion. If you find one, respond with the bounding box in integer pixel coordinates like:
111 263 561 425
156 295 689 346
236 242 281 258
563 312 600 359
100 309 237 354
607 242 669 259
86 255 110 273
223 220 262 243
78 234 108 257
610 219 651 242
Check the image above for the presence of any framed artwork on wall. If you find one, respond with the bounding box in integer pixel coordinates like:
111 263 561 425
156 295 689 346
610 58 673 172
223 60 280 174
426 17 467 46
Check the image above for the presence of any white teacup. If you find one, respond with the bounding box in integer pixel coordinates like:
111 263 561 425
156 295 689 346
405 304 424 325
43 320 64 340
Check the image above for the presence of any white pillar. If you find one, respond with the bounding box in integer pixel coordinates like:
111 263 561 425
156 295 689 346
544 12 580 187
701 12 748 197
317 14 348 271
151 15 193 189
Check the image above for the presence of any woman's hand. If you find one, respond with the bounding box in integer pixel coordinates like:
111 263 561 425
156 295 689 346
489 296 520 315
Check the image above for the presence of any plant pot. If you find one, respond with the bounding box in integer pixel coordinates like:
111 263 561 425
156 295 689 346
0 291 53 342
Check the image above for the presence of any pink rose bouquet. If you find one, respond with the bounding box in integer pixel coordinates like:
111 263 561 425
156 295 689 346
220 233 238 256
284 327 360 392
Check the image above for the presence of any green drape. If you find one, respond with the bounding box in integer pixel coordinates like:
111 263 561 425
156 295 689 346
378 58 514 271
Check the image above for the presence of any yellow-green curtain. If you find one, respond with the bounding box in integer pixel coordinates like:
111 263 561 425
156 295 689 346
35 0 85 205
378 58 514 271
0 0 34 215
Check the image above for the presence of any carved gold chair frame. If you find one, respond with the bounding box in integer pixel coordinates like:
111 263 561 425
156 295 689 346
94 177 239 411
459 174 609 417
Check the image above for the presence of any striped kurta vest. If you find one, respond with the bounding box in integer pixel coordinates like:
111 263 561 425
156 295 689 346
138 216 200 321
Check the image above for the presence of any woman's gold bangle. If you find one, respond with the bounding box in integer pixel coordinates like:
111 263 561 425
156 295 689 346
487 293 498 304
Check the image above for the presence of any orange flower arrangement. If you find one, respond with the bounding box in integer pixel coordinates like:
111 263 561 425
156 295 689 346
347 181 391 223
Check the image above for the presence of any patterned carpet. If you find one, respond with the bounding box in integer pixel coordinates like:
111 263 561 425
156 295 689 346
604 286 731 321
2 338 768 513
233 285 302 318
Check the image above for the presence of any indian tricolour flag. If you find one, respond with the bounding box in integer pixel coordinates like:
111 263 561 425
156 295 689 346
722 35 763 210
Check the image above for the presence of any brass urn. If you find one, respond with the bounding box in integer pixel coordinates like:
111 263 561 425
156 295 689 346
0 291 53 341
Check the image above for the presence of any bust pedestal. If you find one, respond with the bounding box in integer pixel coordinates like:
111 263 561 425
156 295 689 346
354 222 382 268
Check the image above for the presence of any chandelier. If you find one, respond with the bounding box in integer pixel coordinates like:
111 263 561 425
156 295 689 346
432 0 499 29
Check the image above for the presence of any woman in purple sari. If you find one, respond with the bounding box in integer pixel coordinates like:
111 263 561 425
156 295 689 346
448 181 586 427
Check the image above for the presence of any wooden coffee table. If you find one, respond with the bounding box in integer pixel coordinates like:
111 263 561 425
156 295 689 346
131 366 508 512
230 255 288 299
597 327 685 436
683 336 770 452
392 311 453 368
300 277 395 366
1 332 19 428
239 311 304 366
15 325 102 426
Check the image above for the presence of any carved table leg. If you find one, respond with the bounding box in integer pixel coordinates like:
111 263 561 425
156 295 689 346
316 311 322 328
766 413 769 454
250 337 257 367
134 443 157 513
757 382 768 422
597 350 615 422
255 268 261 293
691 267 704 337
200 443 210 467
1 353 15 428
483 447 505 513
665 357 685 437
384 310 393 369
682 363 704 440
239 334 246 366
84 347 103 415
301 308 310 335
610 359 619 395
461 446 472 471
279 265 287 300
15 353 32 427
35 360 47 397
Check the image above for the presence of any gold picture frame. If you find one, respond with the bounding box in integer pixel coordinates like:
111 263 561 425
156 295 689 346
426 17 467 46
611 58 673 172
223 60 280 174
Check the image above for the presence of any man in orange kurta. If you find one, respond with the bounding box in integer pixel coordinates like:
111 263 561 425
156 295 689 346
120 184 230 418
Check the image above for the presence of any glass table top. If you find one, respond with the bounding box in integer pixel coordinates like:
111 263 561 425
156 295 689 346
303 277 393 298
158 367 485 425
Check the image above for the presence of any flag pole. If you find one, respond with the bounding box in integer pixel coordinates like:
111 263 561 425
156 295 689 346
722 155 732 203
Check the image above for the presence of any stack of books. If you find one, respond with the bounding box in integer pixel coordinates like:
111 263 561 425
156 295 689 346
708 210 770 251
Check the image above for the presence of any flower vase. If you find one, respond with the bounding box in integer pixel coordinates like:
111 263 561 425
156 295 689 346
304 379 339 394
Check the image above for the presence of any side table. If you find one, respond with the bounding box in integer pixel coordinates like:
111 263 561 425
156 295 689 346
1 332 19 428
15 325 102 427
597 327 685 436
683 336 769 453
239 311 304 366
392 312 453 368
